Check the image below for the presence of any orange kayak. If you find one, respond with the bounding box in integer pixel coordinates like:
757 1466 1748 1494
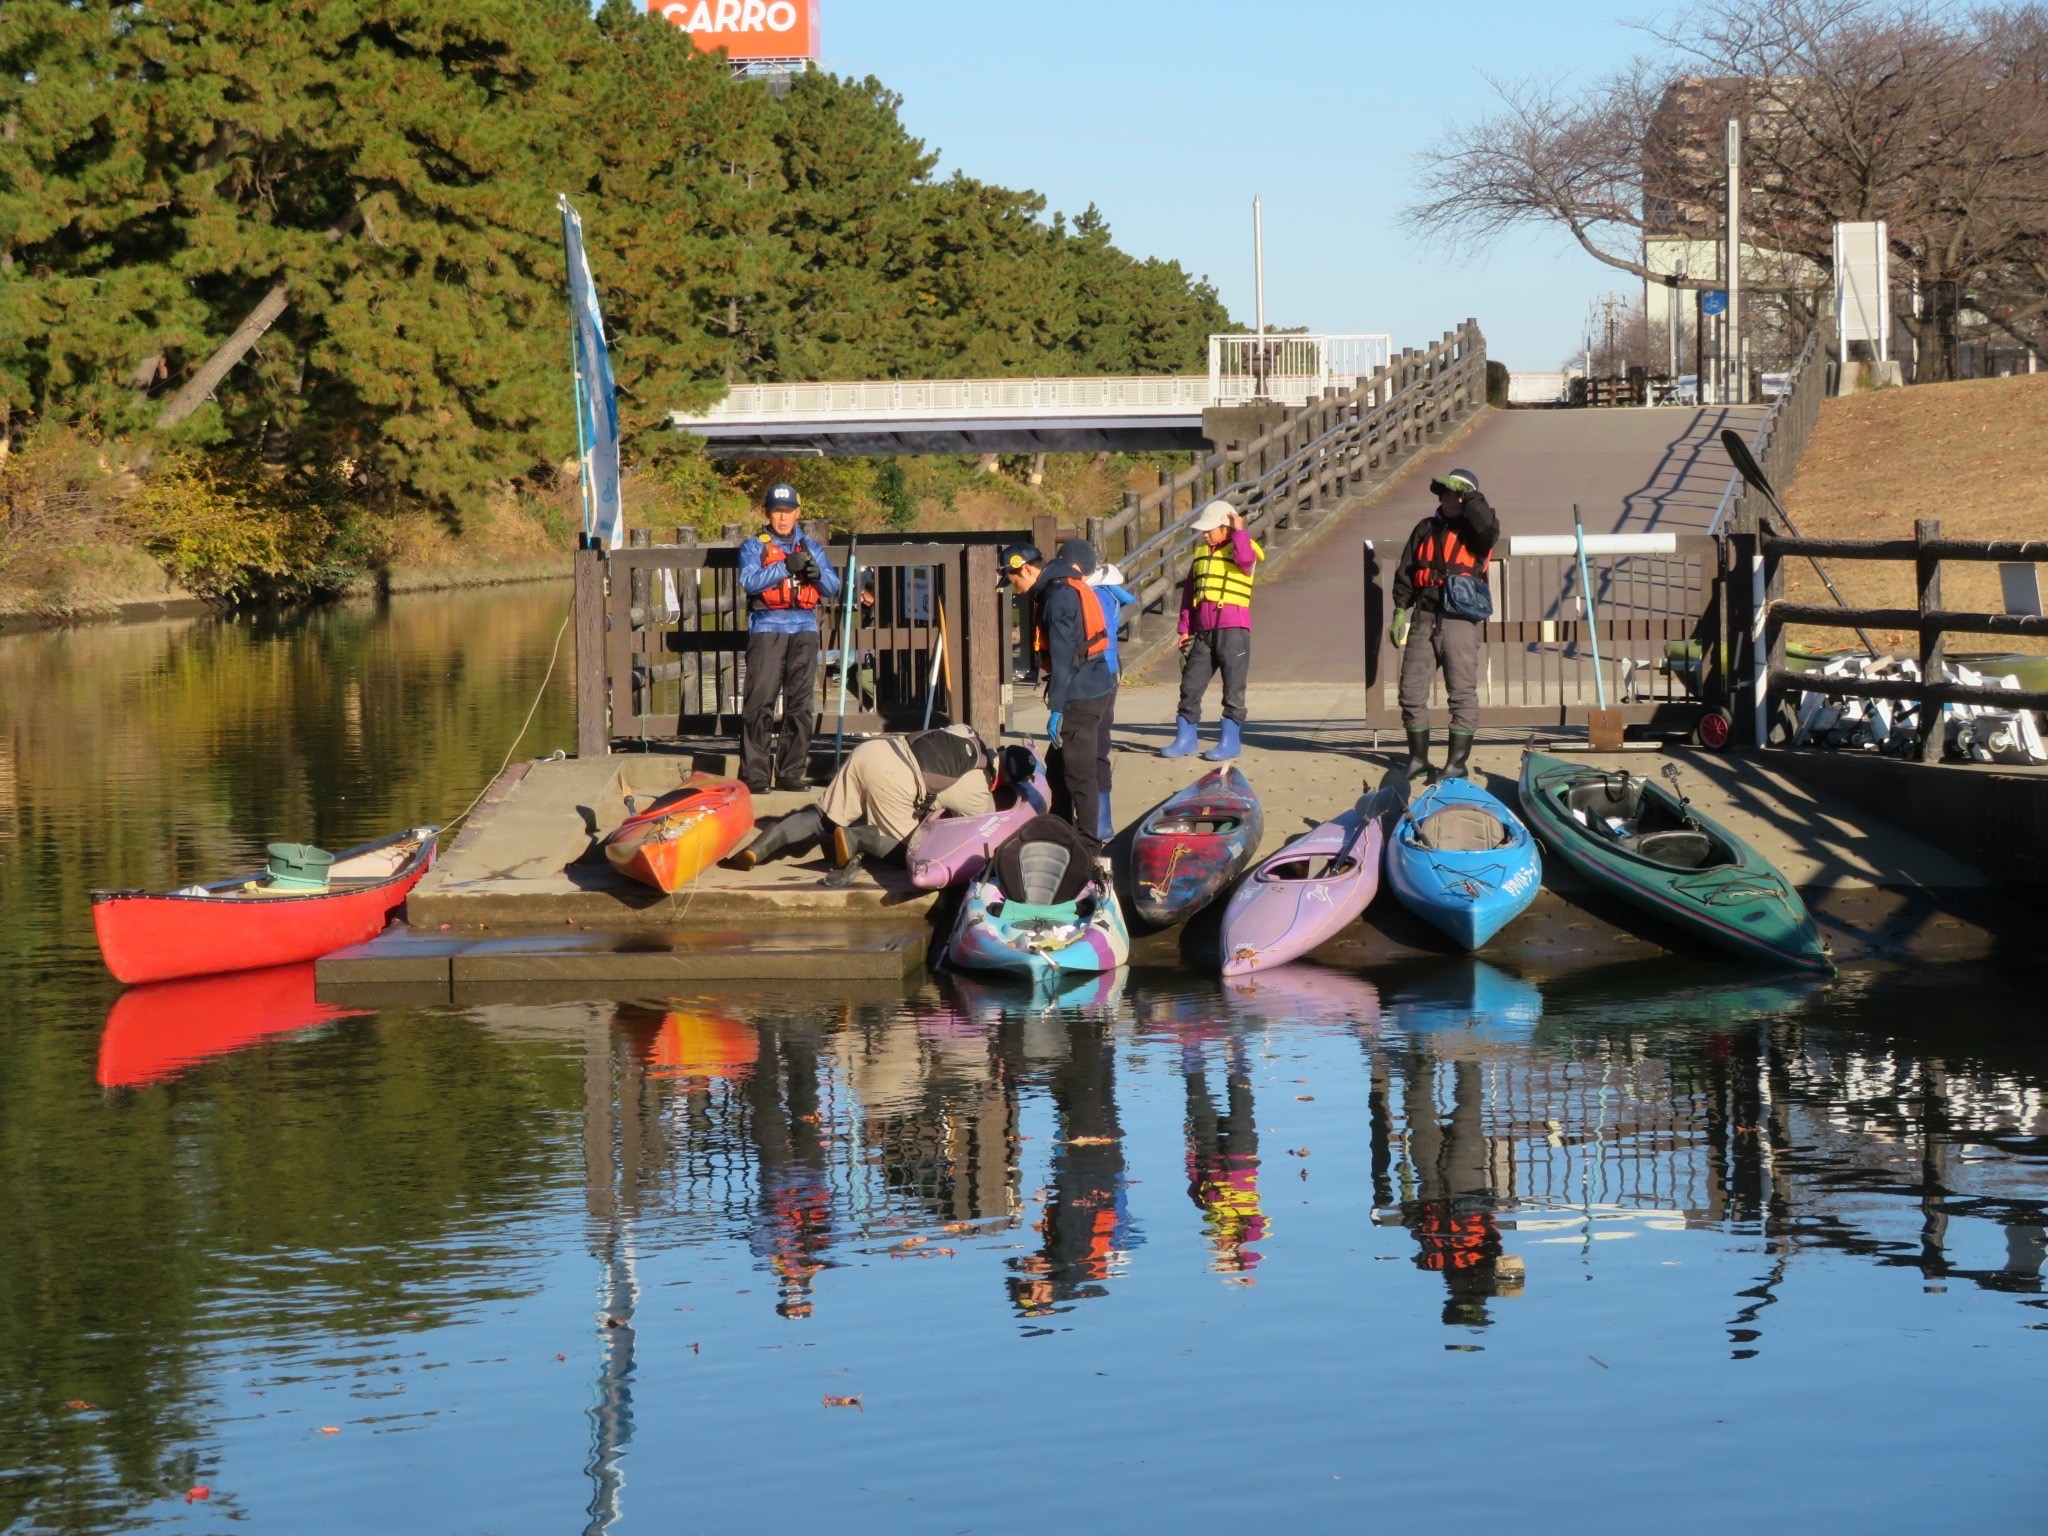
603 776 754 893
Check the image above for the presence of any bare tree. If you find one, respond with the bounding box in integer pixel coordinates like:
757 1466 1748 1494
1408 0 2048 379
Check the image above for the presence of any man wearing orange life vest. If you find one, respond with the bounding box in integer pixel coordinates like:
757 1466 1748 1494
1000 541 1115 854
1390 467 1499 782
737 483 843 794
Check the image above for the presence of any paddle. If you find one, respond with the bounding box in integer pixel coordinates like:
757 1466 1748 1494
1575 505 1625 751
1325 767 1410 877
1719 428 1880 659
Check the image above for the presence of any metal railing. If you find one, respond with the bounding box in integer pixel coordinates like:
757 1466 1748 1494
1207 333 1394 407
681 374 1211 425
1089 322 1486 671
1709 318 1833 537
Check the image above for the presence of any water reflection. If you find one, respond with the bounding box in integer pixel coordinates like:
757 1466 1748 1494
95 963 366 1087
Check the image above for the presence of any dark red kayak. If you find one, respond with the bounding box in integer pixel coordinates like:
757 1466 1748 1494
91 826 438 984
1129 765 1264 927
96 963 368 1088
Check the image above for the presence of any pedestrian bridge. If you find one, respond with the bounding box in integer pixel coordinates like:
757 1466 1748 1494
673 333 1391 456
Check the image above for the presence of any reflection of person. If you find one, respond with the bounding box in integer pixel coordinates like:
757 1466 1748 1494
1163 499 1262 763
740 1026 836 1319
1390 468 1499 783
1401 1053 1511 1327
737 484 843 794
1183 1040 1266 1273
1001 542 1116 854
728 727 1033 888
1007 1018 1135 1316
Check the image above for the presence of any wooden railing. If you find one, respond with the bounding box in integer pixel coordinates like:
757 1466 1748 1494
1088 319 1487 668
1760 518 2048 759
574 529 1004 756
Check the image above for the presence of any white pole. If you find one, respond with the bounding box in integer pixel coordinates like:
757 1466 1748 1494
1726 118 1743 405
1253 195 1266 342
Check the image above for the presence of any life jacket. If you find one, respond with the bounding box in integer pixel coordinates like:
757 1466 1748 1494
1188 536 1263 609
752 532 822 611
887 727 988 819
1411 520 1491 591
1033 577 1110 670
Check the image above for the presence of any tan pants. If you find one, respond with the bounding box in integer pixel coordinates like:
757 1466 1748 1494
817 738 994 848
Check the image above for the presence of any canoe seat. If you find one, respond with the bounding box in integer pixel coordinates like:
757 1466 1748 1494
1565 775 1641 823
1415 806 1509 852
1634 829 1715 868
994 814 1095 905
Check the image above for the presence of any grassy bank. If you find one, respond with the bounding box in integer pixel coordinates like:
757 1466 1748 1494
0 430 1172 628
1782 373 2048 655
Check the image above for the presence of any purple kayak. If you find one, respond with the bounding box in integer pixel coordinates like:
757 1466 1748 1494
905 767 1051 891
1217 787 1403 976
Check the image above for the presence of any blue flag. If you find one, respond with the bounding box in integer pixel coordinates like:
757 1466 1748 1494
559 195 624 550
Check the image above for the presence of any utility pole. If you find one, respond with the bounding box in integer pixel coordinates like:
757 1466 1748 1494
1669 269 1684 384
1726 117 1743 405
1252 194 1267 396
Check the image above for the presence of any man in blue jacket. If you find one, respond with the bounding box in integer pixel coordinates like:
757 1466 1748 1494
737 484 842 793
1002 542 1116 854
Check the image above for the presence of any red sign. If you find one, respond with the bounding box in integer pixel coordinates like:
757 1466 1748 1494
647 0 818 62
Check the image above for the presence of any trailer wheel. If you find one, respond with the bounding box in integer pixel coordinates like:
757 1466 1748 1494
1693 708 1735 751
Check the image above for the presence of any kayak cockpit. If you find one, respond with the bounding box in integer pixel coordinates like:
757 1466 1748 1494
1557 774 1734 872
1147 812 1244 839
1410 805 1513 852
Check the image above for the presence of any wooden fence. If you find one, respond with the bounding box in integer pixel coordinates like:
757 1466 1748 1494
1760 519 2048 759
1360 533 1735 733
1086 320 1488 671
574 529 1004 756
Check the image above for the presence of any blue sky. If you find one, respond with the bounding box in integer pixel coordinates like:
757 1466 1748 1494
812 0 1668 369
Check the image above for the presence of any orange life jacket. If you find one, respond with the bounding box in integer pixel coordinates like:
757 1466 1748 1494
755 534 822 611
1033 577 1110 669
1412 523 1490 590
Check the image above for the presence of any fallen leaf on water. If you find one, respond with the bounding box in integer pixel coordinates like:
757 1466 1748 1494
822 1393 864 1410
1287 1148 1311 1157
62 1400 93 1411
320 1426 341 1436
1295 1095 1315 1102
184 1487 212 1503
1224 1276 1256 1287
554 1354 567 1362
603 1317 628 1329
1063 1135 1115 1146
934 1247 957 1257
896 1236 926 1250
943 1222 975 1234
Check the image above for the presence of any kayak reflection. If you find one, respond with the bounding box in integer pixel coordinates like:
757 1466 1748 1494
1183 1035 1266 1273
95 962 367 1088
1380 958 1545 1042
1222 964 1382 1031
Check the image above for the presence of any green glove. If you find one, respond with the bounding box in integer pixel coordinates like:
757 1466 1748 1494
1391 608 1411 648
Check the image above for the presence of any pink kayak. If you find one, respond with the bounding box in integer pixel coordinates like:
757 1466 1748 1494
1217 787 1402 976
905 768 1051 890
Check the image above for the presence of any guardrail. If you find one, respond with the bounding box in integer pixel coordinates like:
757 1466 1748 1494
683 374 1211 424
1206 333 1394 407
1709 318 1833 537
1759 518 2048 758
1087 322 1486 669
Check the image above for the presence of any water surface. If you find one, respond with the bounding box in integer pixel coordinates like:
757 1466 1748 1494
2 590 2044 1534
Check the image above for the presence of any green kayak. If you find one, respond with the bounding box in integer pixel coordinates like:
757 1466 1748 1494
1517 752 1833 973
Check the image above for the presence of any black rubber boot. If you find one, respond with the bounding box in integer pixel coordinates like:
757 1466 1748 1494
1403 728 1434 782
726 807 823 870
1442 730 1475 780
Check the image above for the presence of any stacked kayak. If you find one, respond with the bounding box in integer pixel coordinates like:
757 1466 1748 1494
605 775 753 893
1218 785 1403 976
1518 752 1832 972
906 758 1051 890
1385 777 1542 950
946 814 1128 982
91 826 439 984
1129 765 1264 926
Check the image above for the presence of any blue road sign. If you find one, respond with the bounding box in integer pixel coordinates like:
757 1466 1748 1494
1701 289 1728 316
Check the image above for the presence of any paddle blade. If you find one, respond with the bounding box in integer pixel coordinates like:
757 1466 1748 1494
1720 428 1773 501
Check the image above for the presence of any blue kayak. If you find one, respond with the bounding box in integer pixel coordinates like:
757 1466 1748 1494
1384 778 1542 950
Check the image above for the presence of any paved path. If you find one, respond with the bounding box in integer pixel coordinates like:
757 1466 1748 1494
1228 405 1768 687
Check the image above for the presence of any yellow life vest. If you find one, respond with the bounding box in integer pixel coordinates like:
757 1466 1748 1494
1190 537 1263 608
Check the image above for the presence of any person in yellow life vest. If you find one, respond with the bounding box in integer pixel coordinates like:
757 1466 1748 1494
1390 467 1499 782
1161 500 1262 761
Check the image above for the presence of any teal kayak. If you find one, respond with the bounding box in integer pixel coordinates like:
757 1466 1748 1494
1517 753 1833 973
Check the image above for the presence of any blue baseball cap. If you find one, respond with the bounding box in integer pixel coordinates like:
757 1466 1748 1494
765 483 801 511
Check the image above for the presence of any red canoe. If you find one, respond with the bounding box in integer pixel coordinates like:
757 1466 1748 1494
97 963 369 1088
90 826 439 984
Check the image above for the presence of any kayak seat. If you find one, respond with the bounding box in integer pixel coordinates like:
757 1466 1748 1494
1565 775 1641 823
1415 806 1509 852
1152 815 1241 837
1635 829 1716 868
993 814 1096 905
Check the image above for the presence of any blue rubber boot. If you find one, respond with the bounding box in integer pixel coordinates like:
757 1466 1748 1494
1160 716 1200 758
1096 793 1114 843
1203 718 1243 761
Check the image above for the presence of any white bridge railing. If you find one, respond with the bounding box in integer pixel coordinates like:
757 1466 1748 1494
1207 333 1394 407
682 374 1210 425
